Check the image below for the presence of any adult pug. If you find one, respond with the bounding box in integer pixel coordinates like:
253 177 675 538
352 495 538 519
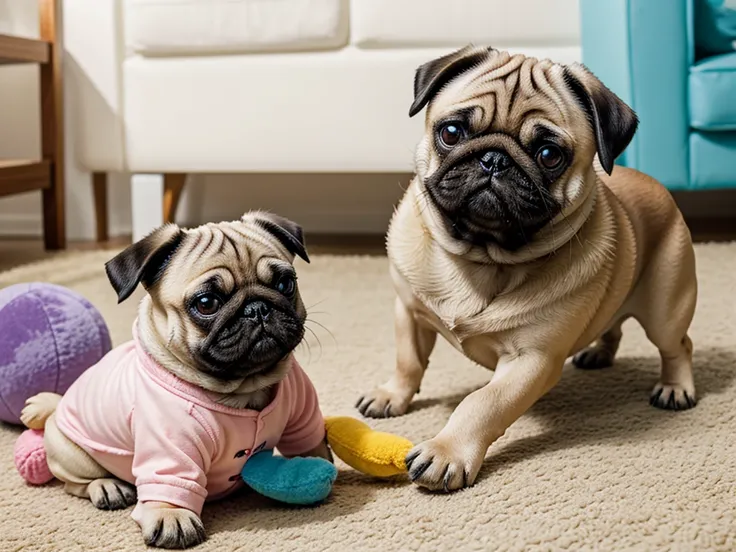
21 212 331 549
357 46 697 492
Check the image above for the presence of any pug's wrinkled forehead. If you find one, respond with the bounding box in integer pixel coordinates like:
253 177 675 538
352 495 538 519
427 51 571 136
104 212 309 305
410 45 638 177
162 213 307 300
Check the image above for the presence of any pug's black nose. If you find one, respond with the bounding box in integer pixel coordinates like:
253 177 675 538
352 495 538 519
479 150 512 175
244 300 271 322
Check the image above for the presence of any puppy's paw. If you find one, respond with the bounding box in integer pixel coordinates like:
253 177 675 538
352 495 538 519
405 437 485 493
140 503 206 549
356 387 411 418
572 346 614 370
650 383 697 411
20 392 61 429
88 478 137 510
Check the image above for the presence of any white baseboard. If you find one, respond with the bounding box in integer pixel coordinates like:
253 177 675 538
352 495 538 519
0 210 386 241
0 213 44 237
286 211 391 235
0 213 132 241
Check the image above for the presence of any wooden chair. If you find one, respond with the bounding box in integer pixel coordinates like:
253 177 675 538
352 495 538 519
0 0 65 250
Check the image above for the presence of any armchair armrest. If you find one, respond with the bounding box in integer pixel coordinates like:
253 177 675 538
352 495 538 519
580 0 691 189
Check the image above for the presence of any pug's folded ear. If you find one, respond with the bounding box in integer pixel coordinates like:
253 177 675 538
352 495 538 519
409 45 491 117
564 63 639 175
251 212 310 264
105 224 184 303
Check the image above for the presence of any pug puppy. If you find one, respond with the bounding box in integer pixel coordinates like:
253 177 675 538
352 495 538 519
21 212 331 549
357 46 697 492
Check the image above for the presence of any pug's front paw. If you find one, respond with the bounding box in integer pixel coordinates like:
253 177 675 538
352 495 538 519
405 436 485 493
139 502 206 549
356 386 413 418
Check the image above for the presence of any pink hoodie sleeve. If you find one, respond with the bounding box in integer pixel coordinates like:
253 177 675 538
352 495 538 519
276 360 326 457
130 396 216 516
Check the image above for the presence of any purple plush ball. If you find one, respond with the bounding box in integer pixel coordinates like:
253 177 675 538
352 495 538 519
0 283 112 425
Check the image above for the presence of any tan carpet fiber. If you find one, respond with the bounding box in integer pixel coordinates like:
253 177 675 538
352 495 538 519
1 245 735 551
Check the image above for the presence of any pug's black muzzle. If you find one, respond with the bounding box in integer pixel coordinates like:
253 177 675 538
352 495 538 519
424 134 561 250
198 297 304 379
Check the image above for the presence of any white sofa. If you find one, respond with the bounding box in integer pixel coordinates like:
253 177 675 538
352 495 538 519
64 0 581 241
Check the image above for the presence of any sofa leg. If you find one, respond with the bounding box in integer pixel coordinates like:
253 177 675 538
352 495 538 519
131 174 164 242
163 173 187 224
92 172 108 243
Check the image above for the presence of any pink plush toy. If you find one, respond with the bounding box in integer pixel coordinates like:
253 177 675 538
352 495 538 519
14 428 53 485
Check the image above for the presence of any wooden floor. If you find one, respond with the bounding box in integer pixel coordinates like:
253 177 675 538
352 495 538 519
0 218 733 274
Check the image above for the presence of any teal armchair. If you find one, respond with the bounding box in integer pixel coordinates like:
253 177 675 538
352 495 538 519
580 0 736 190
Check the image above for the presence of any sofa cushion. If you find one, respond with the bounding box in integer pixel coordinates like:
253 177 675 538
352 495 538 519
350 0 580 49
694 0 736 57
125 0 349 56
689 52 736 131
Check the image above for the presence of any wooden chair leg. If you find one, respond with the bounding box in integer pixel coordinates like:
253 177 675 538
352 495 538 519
92 172 108 243
163 173 187 224
39 0 65 250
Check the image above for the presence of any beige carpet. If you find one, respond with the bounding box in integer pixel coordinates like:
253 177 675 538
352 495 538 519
1 245 735 551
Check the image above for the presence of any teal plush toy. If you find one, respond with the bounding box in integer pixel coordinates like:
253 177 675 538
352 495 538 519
240 449 337 505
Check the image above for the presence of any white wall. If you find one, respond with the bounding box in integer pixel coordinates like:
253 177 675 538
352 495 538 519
0 1 44 236
0 1 124 240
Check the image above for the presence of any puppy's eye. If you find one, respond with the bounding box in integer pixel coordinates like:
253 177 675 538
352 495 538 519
536 145 565 170
439 123 465 148
194 294 222 316
275 275 296 297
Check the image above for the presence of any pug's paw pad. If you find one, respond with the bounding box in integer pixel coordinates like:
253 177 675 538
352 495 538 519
573 346 614 370
405 437 483 493
650 383 697 411
356 387 411 418
88 478 137 510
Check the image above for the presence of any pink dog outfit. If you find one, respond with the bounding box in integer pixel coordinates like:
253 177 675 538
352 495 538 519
52 322 325 521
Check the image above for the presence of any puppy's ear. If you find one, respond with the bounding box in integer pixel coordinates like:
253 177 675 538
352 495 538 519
105 224 184 303
252 212 310 264
409 45 490 117
564 64 639 175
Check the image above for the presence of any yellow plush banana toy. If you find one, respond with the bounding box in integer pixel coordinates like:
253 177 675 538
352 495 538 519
324 416 414 478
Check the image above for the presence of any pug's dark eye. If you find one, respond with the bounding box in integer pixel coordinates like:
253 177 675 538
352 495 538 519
194 294 222 316
439 123 464 148
275 275 296 297
536 145 565 170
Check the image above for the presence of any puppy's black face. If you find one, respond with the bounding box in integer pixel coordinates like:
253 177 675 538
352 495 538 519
424 116 568 251
188 264 306 381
